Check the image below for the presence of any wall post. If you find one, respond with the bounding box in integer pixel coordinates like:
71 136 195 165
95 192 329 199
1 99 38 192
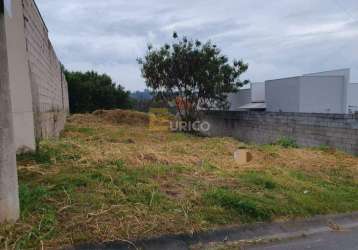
0 0 20 223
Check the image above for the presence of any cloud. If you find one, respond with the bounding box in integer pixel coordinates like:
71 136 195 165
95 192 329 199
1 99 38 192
36 0 358 91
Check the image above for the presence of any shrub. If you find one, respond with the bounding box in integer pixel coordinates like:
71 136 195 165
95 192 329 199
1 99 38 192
275 137 298 148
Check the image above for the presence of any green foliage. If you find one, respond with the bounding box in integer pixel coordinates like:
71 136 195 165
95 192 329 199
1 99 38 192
138 32 249 121
275 137 299 148
64 70 133 113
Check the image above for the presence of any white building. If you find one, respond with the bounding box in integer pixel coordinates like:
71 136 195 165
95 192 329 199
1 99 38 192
227 89 250 110
266 69 353 114
227 82 265 110
348 82 358 113
229 69 357 114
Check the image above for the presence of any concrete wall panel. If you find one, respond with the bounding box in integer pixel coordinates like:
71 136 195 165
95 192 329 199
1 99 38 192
300 76 345 114
22 0 69 140
5 0 36 152
266 77 300 112
348 83 358 113
251 82 265 102
227 89 251 110
304 69 350 113
5 0 69 151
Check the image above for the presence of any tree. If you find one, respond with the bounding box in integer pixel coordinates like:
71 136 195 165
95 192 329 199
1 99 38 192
64 70 133 113
138 32 249 122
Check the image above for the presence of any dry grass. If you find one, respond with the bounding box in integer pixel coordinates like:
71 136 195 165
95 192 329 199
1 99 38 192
92 109 151 126
1 110 358 249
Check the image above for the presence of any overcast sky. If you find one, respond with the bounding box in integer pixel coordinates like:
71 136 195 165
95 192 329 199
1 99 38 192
36 0 358 91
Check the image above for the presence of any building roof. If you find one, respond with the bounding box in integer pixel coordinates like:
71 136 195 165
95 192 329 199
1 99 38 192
238 102 266 110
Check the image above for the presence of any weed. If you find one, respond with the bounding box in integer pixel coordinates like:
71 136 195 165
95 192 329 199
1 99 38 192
113 159 126 170
201 161 218 171
259 144 279 157
16 209 57 249
19 184 50 217
17 148 54 165
17 141 81 165
49 172 91 193
275 137 298 148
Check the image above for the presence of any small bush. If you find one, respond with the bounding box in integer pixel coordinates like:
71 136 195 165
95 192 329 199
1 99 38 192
275 137 298 148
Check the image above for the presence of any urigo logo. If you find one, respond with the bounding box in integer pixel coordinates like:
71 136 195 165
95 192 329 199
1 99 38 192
170 121 210 132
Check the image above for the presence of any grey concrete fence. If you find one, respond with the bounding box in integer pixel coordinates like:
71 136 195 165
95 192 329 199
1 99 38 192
201 111 358 155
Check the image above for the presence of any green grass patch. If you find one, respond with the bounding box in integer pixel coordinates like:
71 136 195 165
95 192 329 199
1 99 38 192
65 125 96 136
239 171 277 190
19 184 51 217
17 140 81 166
204 188 272 221
16 184 58 248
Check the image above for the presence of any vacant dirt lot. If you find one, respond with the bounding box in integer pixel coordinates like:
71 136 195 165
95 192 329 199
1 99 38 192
1 110 358 249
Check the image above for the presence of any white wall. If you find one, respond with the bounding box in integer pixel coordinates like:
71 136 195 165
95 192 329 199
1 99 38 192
299 76 345 113
227 89 251 110
348 83 358 113
304 69 350 113
266 69 350 114
251 82 265 102
266 77 300 112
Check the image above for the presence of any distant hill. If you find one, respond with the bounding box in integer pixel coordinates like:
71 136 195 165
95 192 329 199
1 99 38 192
130 89 152 100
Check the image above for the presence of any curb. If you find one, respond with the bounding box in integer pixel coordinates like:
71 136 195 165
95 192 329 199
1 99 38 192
67 212 358 250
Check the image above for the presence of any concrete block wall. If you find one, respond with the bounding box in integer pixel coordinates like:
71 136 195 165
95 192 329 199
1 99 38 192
23 0 68 112
202 111 358 155
38 111 67 139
